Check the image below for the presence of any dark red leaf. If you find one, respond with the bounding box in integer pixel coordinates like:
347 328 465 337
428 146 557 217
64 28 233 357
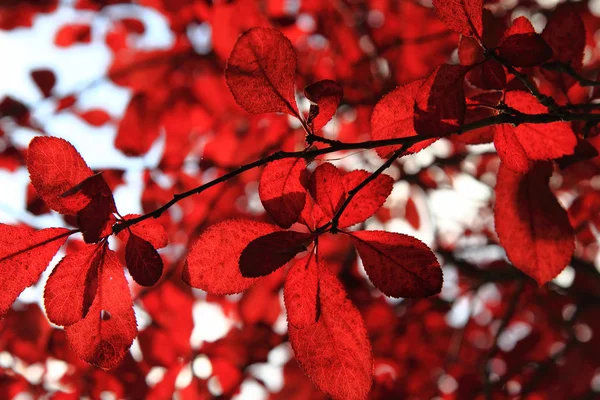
350 230 442 298
414 64 468 137
27 137 94 215
541 6 585 88
72 173 117 243
284 253 318 329
259 158 307 229
458 36 484 65
66 245 136 370
557 139 600 170
494 161 575 285
308 163 346 218
288 270 373 400
183 220 278 294
466 59 506 90
0 225 69 318
542 6 585 71
304 80 343 131
225 27 299 117
339 170 394 229
44 244 101 326
30 69 56 98
370 79 436 157
432 0 483 38
239 231 312 278
126 233 163 287
496 33 553 67
505 91 576 160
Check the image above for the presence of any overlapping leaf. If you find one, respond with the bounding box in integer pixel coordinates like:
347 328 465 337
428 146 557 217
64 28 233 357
304 80 343 131
259 158 307 229
239 231 312 277
44 244 101 326
183 220 278 294
66 246 137 370
370 79 436 157
350 230 442 298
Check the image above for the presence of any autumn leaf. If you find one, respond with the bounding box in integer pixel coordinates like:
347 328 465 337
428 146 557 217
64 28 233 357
66 245 137 370
370 79 436 157
259 158 307 229
183 220 279 294
288 271 373 400
432 0 483 38
494 161 575 285
239 231 312 278
44 244 102 326
126 233 163 286
0 225 70 318
284 252 319 329
225 27 299 117
304 79 343 131
350 230 443 298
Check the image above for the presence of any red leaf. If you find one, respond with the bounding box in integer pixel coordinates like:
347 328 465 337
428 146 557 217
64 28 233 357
458 36 484 65
225 27 299 117
288 271 373 400
501 16 535 40
298 193 328 231
239 231 312 278
30 69 56 98
493 124 530 174
370 79 436 158
27 137 94 215
0 226 69 318
117 214 168 249
432 0 483 38
259 158 307 229
542 7 585 71
496 33 553 67
79 109 111 127
466 59 506 90
71 173 117 243
115 94 162 156
405 197 420 230
541 6 585 88
494 161 575 285
414 64 468 137
505 91 576 160
66 245 136 369
54 24 91 47
350 230 442 298
338 170 394 229
284 253 318 329
308 163 346 218
126 233 163 287
183 220 278 294
304 80 343 131
44 244 101 326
